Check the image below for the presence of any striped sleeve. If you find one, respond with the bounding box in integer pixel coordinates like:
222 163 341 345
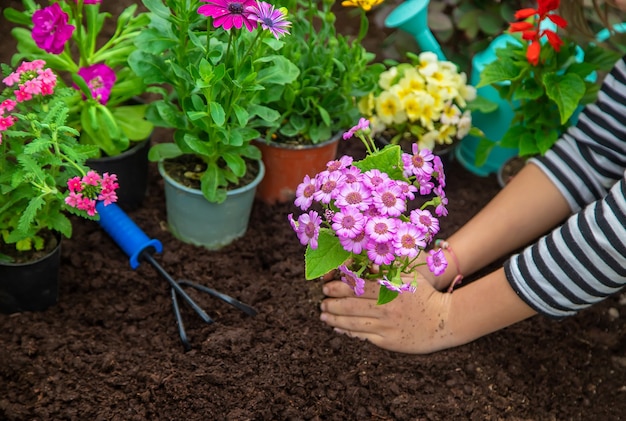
504 56 626 318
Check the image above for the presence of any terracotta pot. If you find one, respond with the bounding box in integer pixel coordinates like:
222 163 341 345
254 134 340 205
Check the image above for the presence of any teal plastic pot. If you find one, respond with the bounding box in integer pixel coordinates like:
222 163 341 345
158 160 265 250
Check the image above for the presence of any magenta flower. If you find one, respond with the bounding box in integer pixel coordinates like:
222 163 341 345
365 216 396 244
294 175 317 211
343 117 370 140
393 223 426 259
326 155 353 172
198 0 258 31
31 3 75 55
366 240 395 266
335 182 371 211
289 211 322 249
247 1 291 39
338 265 366 296
362 169 390 189
409 209 440 236
312 171 345 204
339 230 368 254
65 171 119 215
372 181 405 217
332 207 366 239
378 277 415 293
427 249 448 276
76 64 117 105
404 144 434 179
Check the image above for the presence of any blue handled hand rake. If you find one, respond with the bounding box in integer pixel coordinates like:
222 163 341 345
95 202 257 351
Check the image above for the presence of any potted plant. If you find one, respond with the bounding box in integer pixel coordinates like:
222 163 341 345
0 60 119 313
128 0 299 249
4 0 154 208
474 0 621 186
252 0 386 204
289 118 452 304
357 50 480 163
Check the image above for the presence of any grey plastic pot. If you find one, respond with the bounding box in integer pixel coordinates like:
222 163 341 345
158 160 265 250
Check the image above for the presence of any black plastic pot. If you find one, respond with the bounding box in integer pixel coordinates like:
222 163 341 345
0 237 62 314
87 137 151 210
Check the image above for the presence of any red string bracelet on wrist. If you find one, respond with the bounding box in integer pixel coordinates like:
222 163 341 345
434 239 463 293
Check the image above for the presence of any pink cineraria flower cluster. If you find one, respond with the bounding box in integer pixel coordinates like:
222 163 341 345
198 0 291 38
0 59 57 145
65 171 119 216
290 119 449 301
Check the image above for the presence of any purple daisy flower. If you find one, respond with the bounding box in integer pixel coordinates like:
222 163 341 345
409 209 440 235
339 229 368 254
198 0 258 32
247 1 291 39
335 182 371 211
332 207 366 239
378 277 415 293
288 211 322 249
372 180 405 217
365 216 396 244
393 222 426 259
294 175 317 211
338 265 366 296
366 240 395 266
427 249 448 276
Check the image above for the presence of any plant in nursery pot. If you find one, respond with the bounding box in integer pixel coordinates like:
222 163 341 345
4 0 154 208
0 60 119 314
357 50 482 164
289 118 454 304
128 0 299 249
253 0 385 204
474 0 621 186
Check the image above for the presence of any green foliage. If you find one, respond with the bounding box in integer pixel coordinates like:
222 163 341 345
475 36 621 163
4 1 153 157
130 0 299 203
260 0 385 145
0 87 99 256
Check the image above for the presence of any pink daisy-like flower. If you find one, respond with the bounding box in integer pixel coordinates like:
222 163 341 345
338 265 366 296
339 229 368 254
393 222 426 259
434 185 448 217
372 181 405 217
378 277 415 293
365 216 396 244
326 155 353 172
294 175 317 211
31 3 75 55
247 1 291 39
404 144 434 179
198 0 258 32
427 249 448 276
343 117 370 140
312 171 345 204
332 207 365 239
340 166 362 184
410 209 440 235
289 211 322 249
76 64 117 105
432 155 446 187
362 169 390 190
335 181 371 211
366 240 395 266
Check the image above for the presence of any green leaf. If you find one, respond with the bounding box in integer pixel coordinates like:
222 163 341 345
377 285 399 305
111 105 153 141
353 145 405 181
255 56 300 85
201 163 227 203
304 229 351 280
209 101 226 126
543 73 586 124
477 57 525 88
148 143 182 161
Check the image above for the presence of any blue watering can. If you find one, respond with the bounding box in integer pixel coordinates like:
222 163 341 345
96 202 257 351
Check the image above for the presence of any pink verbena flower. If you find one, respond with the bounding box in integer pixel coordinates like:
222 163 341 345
338 265 366 296
427 249 448 276
247 1 291 39
76 64 117 105
198 0 258 31
31 3 75 54
65 171 119 214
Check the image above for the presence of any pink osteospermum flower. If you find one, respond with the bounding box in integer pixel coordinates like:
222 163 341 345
198 0 258 31
427 249 448 276
294 175 317 211
343 117 370 140
332 207 366 239
378 276 415 293
288 211 322 249
339 229 368 254
393 222 426 259
31 3 75 55
410 209 440 236
365 215 396 244
366 240 395 266
338 265 366 296
335 181 371 211
372 181 405 217
247 1 291 39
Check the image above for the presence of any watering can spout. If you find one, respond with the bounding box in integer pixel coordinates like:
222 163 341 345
384 0 446 60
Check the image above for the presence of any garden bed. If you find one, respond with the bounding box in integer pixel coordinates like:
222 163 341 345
1 1 625 419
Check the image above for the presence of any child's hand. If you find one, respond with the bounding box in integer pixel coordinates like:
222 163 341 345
319 274 454 354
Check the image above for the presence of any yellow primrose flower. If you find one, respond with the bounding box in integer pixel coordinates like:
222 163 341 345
436 124 458 145
358 93 375 116
402 93 422 122
378 66 398 90
414 91 439 131
415 52 439 77
341 0 385 11
456 111 472 139
375 91 407 125
440 102 462 125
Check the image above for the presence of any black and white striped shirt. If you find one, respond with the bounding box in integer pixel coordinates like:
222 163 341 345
504 55 626 318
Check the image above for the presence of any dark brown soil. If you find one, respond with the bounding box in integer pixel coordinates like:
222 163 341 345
1 1 625 420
